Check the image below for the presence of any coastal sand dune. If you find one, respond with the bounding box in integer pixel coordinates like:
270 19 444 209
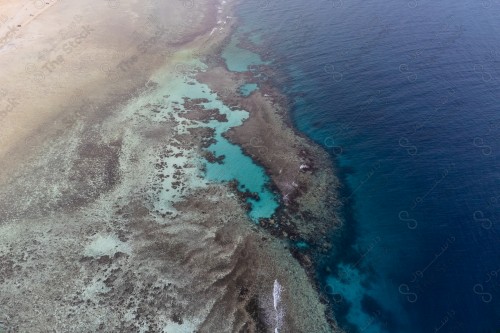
0 0 341 332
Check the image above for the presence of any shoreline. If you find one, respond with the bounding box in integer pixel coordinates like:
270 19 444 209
0 0 223 181
196 8 345 330
198 32 342 247
0 0 343 332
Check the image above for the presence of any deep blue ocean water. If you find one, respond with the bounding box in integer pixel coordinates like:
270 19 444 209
231 0 500 332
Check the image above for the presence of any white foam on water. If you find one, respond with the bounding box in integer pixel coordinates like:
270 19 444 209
273 279 284 333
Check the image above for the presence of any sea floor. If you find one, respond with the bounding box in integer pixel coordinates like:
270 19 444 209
0 0 343 331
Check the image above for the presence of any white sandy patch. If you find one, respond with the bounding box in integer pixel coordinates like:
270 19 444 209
82 279 111 300
84 234 131 258
163 320 199 333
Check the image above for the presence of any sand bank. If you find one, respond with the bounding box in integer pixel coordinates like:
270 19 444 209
0 0 214 179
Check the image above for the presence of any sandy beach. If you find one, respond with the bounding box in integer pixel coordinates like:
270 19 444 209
0 0 342 332
0 0 211 172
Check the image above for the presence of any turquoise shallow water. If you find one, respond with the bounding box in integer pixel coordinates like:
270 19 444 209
231 0 500 332
238 83 258 96
217 39 279 220
204 137 279 220
145 61 279 221
201 94 278 220
221 35 267 72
